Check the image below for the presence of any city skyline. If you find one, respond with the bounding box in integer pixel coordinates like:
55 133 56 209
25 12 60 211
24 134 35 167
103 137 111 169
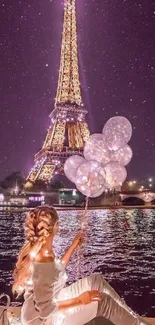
0 0 155 180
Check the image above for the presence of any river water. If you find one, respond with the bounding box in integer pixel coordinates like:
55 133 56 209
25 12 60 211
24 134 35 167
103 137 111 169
0 208 155 317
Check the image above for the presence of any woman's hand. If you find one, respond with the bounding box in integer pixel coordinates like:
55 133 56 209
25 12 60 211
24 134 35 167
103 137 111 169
71 231 84 250
58 291 101 311
78 290 102 305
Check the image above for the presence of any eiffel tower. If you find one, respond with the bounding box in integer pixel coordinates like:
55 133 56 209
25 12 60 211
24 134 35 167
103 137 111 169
25 0 90 189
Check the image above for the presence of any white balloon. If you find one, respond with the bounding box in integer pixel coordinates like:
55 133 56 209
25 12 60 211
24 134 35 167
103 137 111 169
111 145 133 166
76 160 106 197
64 155 85 183
104 161 127 188
102 116 132 151
104 182 112 190
84 133 111 166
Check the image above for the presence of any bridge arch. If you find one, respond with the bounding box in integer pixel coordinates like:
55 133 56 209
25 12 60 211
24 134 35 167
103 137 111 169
120 192 155 204
122 197 145 206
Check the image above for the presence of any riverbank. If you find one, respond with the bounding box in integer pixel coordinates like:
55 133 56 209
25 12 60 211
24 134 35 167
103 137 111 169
56 204 155 210
1 204 155 212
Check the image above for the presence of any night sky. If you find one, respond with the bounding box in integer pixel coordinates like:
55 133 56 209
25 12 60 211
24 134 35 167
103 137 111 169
0 0 155 181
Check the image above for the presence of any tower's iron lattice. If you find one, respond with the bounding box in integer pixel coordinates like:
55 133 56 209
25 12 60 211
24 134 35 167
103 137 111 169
25 0 90 188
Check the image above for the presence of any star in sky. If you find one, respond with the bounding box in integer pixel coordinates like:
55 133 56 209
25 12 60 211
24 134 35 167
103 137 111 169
0 0 155 181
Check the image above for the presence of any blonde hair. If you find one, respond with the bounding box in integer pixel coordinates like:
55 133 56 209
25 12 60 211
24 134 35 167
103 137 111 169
12 206 58 296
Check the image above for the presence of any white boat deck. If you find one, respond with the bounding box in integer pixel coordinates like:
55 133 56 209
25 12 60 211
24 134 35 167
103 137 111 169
8 307 155 324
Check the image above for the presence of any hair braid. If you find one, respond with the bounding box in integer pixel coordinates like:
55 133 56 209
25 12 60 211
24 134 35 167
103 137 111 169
12 206 58 296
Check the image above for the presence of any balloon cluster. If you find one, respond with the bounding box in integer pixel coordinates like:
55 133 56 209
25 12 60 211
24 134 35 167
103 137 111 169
64 116 133 198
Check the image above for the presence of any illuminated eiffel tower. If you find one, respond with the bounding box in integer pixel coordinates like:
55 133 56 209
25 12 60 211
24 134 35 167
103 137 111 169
25 0 90 188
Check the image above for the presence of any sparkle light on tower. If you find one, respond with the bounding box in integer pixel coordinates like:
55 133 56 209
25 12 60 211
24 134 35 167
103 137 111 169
25 0 90 188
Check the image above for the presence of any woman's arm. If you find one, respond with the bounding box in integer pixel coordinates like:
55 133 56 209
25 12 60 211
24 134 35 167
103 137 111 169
61 232 84 267
57 291 101 311
57 296 81 310
61 244 75 268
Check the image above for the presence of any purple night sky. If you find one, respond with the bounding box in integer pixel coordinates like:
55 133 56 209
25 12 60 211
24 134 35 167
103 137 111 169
0 0 155 181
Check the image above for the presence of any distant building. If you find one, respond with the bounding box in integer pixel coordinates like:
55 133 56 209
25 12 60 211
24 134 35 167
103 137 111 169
59 189 84 206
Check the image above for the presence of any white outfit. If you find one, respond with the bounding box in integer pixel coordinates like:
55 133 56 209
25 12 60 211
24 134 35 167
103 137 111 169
21 260 149 325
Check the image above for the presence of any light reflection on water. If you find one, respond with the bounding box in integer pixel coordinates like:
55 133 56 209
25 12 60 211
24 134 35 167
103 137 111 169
0 208 155 317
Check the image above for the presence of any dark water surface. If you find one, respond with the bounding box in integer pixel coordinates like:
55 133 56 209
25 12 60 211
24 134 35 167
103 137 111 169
0 208 155 317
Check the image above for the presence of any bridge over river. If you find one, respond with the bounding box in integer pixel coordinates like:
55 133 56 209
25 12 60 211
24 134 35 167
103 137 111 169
120 191 155 205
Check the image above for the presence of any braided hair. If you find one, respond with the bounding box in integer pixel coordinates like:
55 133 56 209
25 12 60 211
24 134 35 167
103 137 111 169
12 206 58 296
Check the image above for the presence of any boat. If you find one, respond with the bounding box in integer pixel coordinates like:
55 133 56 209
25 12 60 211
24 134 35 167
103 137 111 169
7 307 155 324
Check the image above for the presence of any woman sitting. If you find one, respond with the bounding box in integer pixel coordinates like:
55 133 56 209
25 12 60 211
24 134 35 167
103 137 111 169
13 206 149 325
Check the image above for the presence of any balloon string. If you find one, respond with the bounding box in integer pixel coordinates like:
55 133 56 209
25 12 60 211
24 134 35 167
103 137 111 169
81 196 89 230
77 197 89 279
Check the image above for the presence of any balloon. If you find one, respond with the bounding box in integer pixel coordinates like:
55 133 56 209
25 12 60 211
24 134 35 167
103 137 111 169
90 187 105 198
104 161 127 188
64 155 85 183
102 116 132 151
75 160 106 197
87 133 104 143
111 145 133 166
84 133 111 166
104 182 112 190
